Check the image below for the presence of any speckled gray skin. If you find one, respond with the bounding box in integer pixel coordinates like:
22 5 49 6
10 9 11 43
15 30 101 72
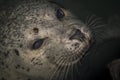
0 0 119 80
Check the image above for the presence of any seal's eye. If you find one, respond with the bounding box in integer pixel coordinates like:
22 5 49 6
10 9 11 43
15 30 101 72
32 39 44 50
56 8 65 19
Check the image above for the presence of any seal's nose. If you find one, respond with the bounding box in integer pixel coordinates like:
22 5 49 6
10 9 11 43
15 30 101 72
69 29 85 42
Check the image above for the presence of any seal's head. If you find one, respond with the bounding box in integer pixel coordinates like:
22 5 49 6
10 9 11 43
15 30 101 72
0 0 92 80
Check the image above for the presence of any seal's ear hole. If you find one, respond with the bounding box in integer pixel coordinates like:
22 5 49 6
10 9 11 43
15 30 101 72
33 28 39 34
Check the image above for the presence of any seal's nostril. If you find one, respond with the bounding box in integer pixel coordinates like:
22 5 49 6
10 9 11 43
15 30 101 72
69 29 85 41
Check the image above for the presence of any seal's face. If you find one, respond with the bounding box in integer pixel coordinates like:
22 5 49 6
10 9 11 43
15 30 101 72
1 0 92 80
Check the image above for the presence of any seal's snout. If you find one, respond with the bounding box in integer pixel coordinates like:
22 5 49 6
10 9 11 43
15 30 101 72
69 29 85 42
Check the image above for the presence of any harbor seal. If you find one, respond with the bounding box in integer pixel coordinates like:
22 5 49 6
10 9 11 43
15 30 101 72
0 0 118 80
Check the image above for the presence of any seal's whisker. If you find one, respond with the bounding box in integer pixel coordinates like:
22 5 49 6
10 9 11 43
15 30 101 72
55 56 63 64
65 63 72 80
72 54 78 80
75 50 81 74
60 65 66 80
94 32 105 41
86 15 90 25
67 52 75 80
56 56 68 80
72 51 80 80
86 15 96 25
88 22 103 29
71 61 74 80
58 59 67 80
63 52 71 80
90 24 105 30
64 64 70 80
60 59 69 80
87 18 102 27
50 56 64 80
66 64 71 80
75 61 80 75
90 23 105 42
56 58 67 80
